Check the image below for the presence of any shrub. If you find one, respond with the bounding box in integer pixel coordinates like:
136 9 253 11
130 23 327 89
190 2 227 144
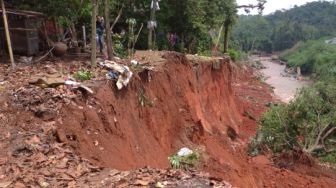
168 152 200 170
112 34 128 58
251 80 336 162
228 49 247 61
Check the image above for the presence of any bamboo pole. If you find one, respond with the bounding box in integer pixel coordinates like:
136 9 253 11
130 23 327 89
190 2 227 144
1 0 15 68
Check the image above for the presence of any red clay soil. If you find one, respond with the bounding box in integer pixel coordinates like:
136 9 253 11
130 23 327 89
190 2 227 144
55 52 336 187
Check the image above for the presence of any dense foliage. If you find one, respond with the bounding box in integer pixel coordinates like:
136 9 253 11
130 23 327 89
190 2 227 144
5 0 245 55
232 1 336 52
251 79 336 163
280 40 336 78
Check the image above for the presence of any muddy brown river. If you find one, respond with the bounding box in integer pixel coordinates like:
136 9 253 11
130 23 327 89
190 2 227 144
253 56 310 103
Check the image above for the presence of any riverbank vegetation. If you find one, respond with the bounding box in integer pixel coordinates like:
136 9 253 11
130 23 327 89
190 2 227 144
245 1 336 164
280 40 336 80
249 16 336 165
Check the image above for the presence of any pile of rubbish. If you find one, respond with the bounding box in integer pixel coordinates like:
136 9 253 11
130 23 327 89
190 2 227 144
99 60 133 90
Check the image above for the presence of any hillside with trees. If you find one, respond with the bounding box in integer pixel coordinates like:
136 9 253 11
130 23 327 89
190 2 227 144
232 1 336 52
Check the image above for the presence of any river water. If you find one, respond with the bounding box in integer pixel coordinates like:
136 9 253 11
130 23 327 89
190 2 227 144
252 56 310 103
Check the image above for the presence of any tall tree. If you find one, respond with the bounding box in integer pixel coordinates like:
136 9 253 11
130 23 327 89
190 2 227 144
91 0 98 67
104 0 113 59
223 4 237 53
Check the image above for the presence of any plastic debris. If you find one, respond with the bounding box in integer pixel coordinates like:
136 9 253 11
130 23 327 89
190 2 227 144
131 60 139 66
19 56 33 64
99 60 133 90
177 147 193 157
65 80 94 94
106 70 119 80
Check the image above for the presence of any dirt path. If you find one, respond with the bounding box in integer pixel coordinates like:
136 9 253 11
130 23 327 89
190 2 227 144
253 56 310 103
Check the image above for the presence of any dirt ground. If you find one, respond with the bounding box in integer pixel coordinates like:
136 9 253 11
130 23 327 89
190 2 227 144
0 51 335 187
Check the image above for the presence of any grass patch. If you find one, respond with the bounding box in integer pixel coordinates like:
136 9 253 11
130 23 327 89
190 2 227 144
168 151 200 170
73 70 92 81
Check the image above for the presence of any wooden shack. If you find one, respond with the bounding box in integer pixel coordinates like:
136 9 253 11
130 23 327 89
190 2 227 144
0 9 45 56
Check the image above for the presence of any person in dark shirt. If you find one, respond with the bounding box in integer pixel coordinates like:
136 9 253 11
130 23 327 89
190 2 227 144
96 16 105 53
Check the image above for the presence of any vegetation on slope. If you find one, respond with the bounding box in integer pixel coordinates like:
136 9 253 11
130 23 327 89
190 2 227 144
251 79 336 163
280 40 336 79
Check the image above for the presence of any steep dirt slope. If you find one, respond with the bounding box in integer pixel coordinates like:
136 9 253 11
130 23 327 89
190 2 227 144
56 52 241 170
56 52 336 187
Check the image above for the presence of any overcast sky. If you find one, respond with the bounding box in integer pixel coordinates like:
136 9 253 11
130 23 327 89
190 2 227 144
237 0 332 15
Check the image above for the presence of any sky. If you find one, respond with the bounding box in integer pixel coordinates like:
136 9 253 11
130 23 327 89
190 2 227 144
237 0 332 15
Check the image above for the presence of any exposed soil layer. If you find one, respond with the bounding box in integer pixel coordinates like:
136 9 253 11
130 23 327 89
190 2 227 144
57 52 241 170
0 51 336 187
55 52 336 187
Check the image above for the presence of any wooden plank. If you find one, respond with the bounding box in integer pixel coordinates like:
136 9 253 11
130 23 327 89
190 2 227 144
0 27 38 31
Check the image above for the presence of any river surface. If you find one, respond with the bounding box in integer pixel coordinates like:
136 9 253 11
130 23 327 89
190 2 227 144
252 56 310 103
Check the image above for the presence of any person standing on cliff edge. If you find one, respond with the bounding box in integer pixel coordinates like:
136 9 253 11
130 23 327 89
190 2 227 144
96 16 105 53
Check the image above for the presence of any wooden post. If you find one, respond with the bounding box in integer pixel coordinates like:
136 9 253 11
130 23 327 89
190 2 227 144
91 0 98 67
82 25 86 48
1 0 15 68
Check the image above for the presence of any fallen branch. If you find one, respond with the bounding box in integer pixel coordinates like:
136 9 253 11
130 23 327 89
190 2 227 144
131 23 144 56
110 4 124 31
33 47 54 63
322 126 336 141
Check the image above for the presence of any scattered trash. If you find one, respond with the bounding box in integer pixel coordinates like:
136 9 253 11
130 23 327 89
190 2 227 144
65 80 94 94
93 140 99 146
106 70 119 80
130 60 139 66
99 60 133 90
155 182 165 188
19 56 33 64
177 147 193 157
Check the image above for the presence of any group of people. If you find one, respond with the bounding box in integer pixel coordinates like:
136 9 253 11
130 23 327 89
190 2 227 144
96 16 181 53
